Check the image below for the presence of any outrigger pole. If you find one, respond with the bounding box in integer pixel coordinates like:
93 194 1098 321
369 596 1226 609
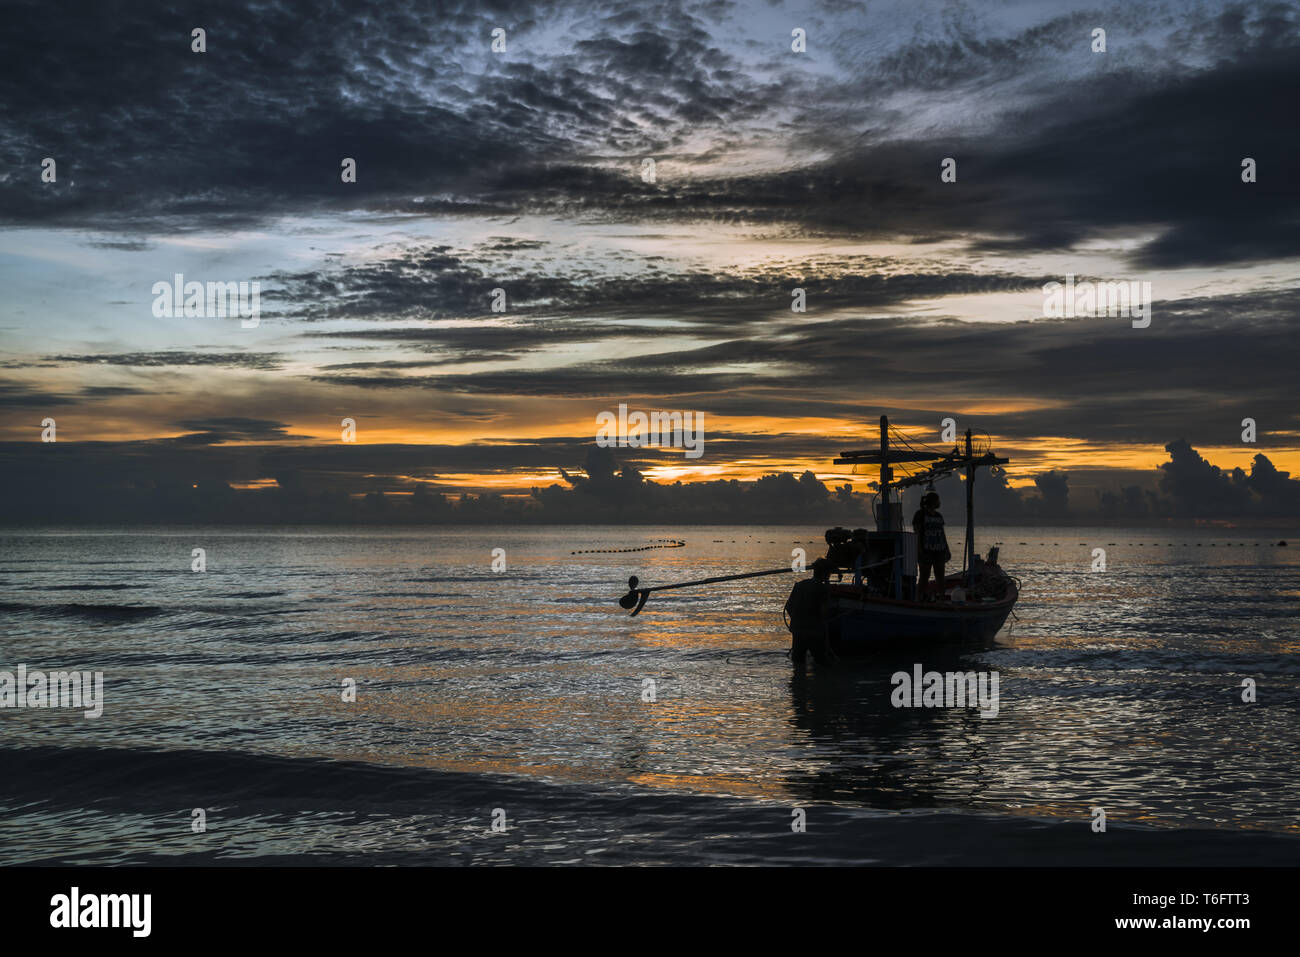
618 568 795 616
616 558 899 616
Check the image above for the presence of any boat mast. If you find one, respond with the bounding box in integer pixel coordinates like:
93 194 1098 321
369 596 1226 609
964 428 975 588
836 420 1008 595
878 415 892 531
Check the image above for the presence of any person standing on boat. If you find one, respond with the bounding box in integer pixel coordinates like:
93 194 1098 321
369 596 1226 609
913 491 952 601
786 558 836 666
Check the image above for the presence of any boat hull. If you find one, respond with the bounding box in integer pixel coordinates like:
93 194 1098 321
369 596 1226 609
826 578 1017 652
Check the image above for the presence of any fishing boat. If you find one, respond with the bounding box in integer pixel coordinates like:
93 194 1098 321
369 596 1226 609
617 416 1020 655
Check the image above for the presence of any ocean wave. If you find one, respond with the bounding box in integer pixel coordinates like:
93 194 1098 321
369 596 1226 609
0 601 167 621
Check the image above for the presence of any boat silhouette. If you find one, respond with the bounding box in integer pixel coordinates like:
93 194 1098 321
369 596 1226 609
618 416 1020 656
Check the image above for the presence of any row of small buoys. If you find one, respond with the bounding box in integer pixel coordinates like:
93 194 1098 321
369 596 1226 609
1011 540 1287 547
572 540 686 555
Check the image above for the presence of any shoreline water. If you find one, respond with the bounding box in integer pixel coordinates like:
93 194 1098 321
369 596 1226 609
3 744 1298 867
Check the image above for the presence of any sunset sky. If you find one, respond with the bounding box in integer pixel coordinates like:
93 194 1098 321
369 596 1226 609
2 0 1298 519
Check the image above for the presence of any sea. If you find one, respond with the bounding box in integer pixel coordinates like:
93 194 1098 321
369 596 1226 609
1 525 1297 866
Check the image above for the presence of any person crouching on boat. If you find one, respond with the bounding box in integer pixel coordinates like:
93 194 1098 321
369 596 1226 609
913 491 952 601
785 558 837 666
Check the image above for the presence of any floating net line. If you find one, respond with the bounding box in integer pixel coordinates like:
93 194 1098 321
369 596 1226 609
572 540 686 555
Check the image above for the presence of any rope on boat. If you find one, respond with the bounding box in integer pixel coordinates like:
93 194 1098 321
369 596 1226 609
573 540 685 555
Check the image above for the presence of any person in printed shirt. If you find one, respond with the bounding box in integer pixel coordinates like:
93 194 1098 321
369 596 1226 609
912 491 952 601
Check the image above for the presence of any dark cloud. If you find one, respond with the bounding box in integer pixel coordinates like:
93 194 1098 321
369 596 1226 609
0 384 79 408
2 1 1295 268
48 352 283 370
79 385 151 397
81 238 153 251
268 240 1046 324
317 354 519 369
169 417 308 444
1032 471 1070 517
0 0 769 229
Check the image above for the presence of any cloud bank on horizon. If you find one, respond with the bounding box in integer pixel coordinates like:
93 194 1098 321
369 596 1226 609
1 0 1297 522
